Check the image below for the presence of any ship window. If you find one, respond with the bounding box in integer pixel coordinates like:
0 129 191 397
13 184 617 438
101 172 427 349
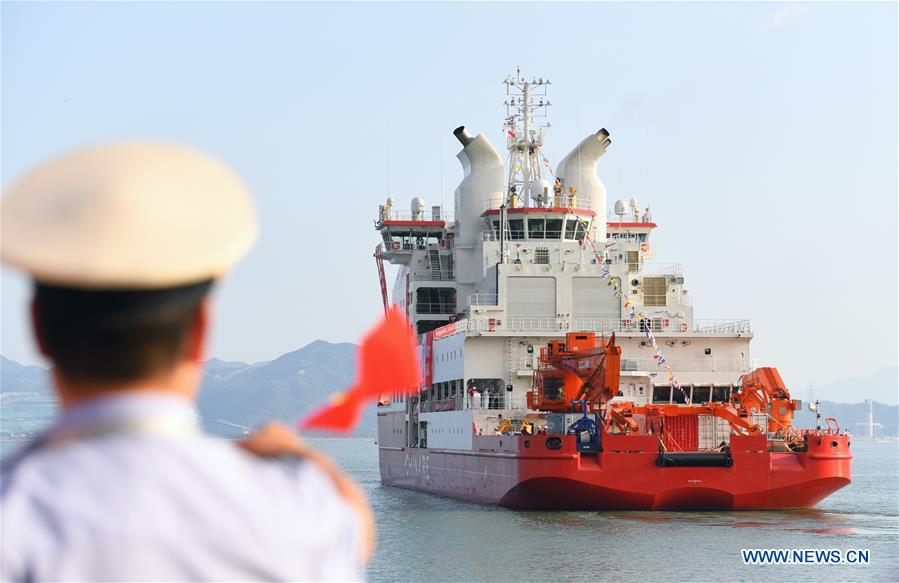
692 386 712 404
644 277 667 306
545 219 563 239
712 386 731 402
564 219 578 240
527 218 545 240
652 385 672 404
492 220 501 237
416 288 456 314
542 375 565 401
534 247 550 264
508 219 525 240
575 221 586 241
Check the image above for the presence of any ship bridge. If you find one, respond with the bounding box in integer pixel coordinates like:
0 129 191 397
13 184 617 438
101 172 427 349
376 201 452 263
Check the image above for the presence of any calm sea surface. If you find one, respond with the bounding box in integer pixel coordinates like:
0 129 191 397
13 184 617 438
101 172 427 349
3 438 897 581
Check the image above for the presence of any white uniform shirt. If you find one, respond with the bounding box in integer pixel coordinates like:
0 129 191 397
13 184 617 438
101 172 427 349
1 393 363 582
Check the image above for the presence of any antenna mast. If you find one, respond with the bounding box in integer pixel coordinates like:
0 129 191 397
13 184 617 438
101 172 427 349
503 69 551 208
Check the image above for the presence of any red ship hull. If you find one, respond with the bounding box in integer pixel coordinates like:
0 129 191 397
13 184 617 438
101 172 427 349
378 433 851 510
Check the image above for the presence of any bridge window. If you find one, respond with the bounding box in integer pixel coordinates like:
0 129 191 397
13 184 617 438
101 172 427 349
527 218 545 240
545 218 563 239
564 219 578 240
509 219 524 240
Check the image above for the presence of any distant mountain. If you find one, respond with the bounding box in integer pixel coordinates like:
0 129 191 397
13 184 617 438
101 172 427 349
795 367 898 406
197 341 373 436
0 356 51 394
0 342 370 436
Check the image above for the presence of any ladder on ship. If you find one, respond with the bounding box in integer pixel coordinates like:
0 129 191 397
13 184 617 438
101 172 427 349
428 248 442 280
374 244 389 314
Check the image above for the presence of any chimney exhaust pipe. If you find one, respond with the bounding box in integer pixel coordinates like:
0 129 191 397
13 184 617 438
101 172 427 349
453 126 475 147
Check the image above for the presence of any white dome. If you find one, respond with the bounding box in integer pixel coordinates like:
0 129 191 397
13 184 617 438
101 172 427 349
629 197 639 209
614 199 629 216
529 179 551 198
411 196 426 212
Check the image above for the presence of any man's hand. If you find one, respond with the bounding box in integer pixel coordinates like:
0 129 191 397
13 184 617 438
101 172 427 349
237 422 375 563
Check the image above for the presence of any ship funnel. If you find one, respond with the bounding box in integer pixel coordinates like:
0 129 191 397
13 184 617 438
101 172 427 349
453 126 503 284
453 126 475 147
555 128 612 241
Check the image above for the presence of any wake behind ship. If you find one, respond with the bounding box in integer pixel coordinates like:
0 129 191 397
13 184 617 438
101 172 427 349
373 72 851 510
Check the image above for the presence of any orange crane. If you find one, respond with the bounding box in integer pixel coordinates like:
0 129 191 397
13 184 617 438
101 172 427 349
734 367 801 436
528 333 804 448
528 332 621 412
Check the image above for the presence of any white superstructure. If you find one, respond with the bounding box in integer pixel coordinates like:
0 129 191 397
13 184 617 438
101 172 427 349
375 72 753 451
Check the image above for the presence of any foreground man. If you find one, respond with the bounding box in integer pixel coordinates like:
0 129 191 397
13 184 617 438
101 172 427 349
0 143 373 581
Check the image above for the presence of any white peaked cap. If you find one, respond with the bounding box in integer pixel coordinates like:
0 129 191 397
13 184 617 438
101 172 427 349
1 142 257 289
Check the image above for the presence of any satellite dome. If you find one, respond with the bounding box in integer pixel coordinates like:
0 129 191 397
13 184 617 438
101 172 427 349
614 199 628 216
411 196 426 213
529 179 551 198
629 197 639 209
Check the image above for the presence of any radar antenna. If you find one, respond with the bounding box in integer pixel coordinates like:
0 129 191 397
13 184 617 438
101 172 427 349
503 70 551 208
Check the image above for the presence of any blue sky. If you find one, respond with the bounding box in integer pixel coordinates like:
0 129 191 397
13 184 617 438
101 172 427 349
2 2 896 392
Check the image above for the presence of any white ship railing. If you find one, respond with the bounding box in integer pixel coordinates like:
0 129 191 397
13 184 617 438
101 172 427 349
638 263 683 277
415 302 457 315
468 294 498 307
464 317 750 335
378 210 454 222
419 393 529 412
691 319 752 334
621 358 752 373
483 230 573 241
411 270 455 281
607 212 654 224
484 195 594 211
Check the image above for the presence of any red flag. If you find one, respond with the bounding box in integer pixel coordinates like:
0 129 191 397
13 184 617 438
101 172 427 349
507 129 517 138
301 307 420 433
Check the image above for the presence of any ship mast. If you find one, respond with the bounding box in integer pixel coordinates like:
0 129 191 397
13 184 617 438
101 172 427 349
503 69 551 208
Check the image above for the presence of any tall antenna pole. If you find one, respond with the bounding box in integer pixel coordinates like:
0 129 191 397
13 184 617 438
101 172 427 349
504 70 551 208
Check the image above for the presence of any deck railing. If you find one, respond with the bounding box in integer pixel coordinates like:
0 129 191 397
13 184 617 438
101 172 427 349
463 316 750 335
484 195 594 211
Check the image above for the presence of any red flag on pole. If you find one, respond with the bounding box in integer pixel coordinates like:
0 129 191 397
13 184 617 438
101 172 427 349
301 307 420 433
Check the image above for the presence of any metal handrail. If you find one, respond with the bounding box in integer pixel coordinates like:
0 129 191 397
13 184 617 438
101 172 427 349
379 210 454 222
411 270 455 281
468 294 498 306
638 263 683 277
607 212 654 223
416 302 458 315
484 195 594 211
464 316 750 335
